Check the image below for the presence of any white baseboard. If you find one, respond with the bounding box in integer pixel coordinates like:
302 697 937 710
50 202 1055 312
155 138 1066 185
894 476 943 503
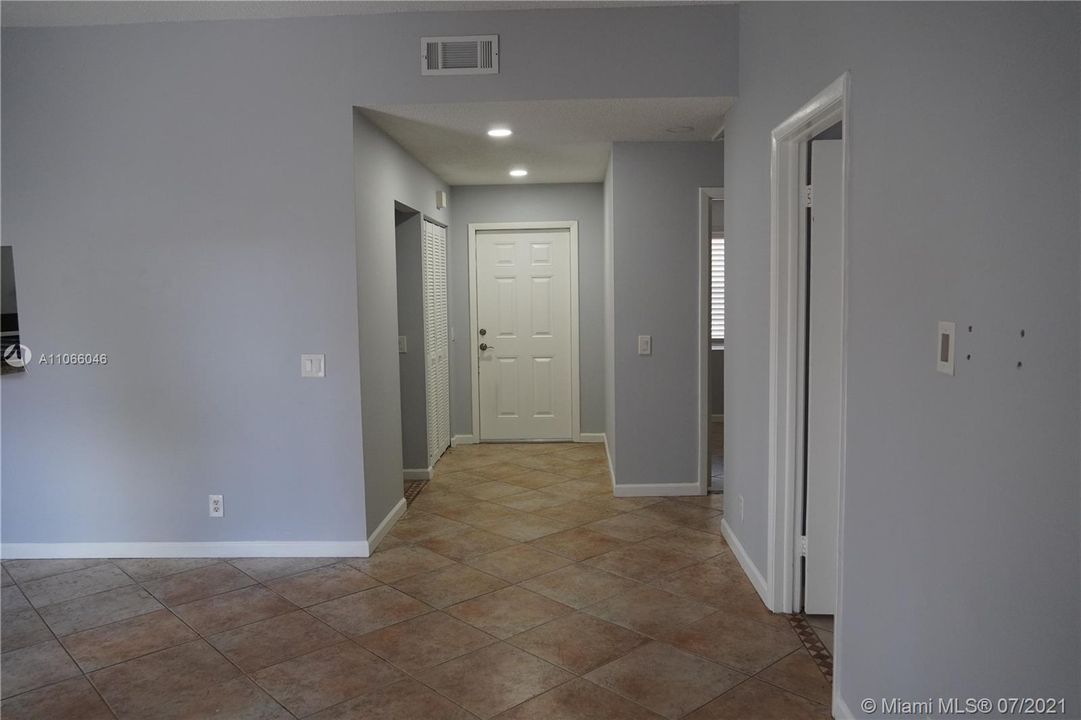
720 517 769 603
612 482 702 497
0 540 369 560
0 497 412 561
711 414 724 422
834 693 854 719
454 433 603 446
603 433 616 489
365 497 407 557
403 467 432 481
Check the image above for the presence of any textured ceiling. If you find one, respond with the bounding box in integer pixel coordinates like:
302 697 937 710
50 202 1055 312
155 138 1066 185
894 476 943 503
1 1 721 28
362 97 731 185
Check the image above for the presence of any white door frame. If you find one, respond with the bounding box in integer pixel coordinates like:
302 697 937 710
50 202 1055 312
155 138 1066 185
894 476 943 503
698 188 723 495
766 72 850 616
467 221 581 442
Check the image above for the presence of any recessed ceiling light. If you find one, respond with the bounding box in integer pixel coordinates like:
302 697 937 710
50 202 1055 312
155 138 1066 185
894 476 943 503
488 128 513 138
509 168 528 177
666 125 695 134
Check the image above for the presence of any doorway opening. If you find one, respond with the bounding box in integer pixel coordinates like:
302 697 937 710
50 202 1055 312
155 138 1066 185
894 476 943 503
765 73 849 714
799 121 843 619
467 221 581 443
395 202 451 481
699 188 724 496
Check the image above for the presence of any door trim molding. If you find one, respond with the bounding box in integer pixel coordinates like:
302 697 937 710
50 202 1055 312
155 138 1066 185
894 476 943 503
699 188 723 497
764 72 850 720
468 221 581 443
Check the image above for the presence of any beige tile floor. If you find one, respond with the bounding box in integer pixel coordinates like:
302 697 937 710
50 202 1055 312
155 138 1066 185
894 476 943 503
0 442 830 719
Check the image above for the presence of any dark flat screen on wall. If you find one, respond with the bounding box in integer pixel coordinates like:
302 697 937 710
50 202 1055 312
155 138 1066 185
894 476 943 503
2 246 24 374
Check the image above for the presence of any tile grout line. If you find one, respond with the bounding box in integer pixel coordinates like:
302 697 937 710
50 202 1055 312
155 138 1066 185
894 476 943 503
391 502 819 716
380 509 782 719
750 645 832 708
131 560 336 719
366 470 656 718
174 557 466 719
5 560 134 718
241 563 488 720
75 561 298 719
120 562 264 717
230 561 494 719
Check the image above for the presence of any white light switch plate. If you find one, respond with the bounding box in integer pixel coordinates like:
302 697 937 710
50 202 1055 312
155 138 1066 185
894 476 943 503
637 335 652 356
301 353 325 378
398 336 407 353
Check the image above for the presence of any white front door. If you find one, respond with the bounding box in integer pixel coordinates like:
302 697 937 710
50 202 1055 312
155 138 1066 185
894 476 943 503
804 138 843 615
475 227 574 440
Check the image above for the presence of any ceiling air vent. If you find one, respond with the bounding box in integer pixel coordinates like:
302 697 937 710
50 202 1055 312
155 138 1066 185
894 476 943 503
422 35 499 76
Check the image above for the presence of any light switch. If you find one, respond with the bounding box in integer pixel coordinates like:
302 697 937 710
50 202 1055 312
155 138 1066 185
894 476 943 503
637 335 652 356
398 336 408 353
301 353 325 378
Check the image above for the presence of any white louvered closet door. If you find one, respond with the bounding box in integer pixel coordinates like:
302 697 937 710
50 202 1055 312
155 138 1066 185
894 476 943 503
422 220 451 467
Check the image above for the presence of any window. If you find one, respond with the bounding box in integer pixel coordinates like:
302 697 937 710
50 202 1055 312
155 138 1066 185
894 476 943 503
711 233 725 344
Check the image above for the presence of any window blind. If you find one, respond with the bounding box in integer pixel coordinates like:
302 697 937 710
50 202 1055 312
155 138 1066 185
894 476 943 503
711 234 725 342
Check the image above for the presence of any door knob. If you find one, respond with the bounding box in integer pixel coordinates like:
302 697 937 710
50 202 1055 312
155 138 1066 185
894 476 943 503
479 343 494 351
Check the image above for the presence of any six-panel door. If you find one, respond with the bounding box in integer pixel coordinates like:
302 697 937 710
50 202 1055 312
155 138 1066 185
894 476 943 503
475 228 573 440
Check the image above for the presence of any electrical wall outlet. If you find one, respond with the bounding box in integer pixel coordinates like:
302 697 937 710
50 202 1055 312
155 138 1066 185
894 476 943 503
398 336 408 353
738 494 744 523
209 494 223 518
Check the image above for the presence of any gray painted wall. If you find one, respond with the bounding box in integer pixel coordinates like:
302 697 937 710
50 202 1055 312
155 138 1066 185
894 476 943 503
354 112 450 533
1 18 367 544
448 184 605 437
724 2 1080 711
1 6 737 544
395 211 428 472
609 142 723 487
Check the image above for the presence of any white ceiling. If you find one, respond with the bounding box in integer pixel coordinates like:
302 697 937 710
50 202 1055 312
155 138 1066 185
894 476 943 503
362 97 731 185
1 1 721 28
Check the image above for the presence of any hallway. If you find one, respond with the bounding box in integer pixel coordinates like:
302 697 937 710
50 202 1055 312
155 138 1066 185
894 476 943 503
387 442 830 718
